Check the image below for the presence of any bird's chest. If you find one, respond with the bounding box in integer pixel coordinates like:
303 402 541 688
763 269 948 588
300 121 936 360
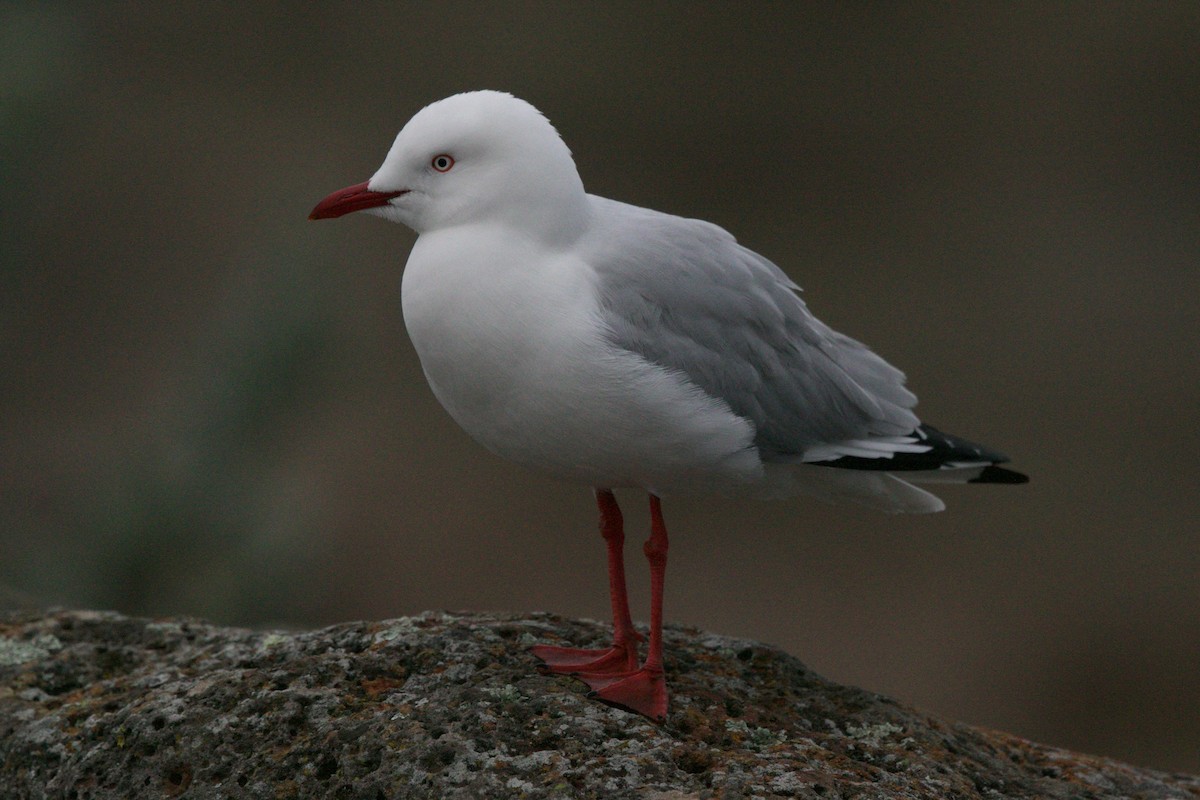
400 234 600 445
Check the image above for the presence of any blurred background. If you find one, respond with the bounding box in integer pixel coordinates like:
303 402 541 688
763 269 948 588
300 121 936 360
3 2 1198 773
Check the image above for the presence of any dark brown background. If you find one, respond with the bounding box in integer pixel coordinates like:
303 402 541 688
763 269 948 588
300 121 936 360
3 2 1197 773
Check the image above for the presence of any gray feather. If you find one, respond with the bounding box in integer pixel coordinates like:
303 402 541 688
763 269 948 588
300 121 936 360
583 196 919 460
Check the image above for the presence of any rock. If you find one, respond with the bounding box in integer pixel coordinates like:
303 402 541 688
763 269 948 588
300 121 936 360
1 609 1197 799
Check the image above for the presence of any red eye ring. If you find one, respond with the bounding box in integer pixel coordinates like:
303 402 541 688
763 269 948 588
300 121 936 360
431 154 455 172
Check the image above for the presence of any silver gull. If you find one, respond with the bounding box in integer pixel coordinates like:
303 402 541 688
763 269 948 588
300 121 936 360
309 90 1027 723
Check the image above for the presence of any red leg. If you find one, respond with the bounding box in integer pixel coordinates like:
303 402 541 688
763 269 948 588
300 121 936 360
581 493 670 723
531 489 642 675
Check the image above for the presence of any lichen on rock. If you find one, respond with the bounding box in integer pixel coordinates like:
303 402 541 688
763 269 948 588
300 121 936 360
1 609 1197 799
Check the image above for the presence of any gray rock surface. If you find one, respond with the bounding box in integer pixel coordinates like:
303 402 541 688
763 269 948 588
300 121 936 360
1 609 1197 799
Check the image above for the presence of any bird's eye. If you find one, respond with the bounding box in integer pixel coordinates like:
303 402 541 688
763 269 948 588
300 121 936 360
431 154 455 172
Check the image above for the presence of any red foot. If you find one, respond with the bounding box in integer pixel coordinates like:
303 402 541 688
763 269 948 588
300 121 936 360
583 666 668 723
531 641 640 676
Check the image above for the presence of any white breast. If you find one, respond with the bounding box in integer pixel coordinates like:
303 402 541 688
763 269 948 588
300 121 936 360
400 226 763 493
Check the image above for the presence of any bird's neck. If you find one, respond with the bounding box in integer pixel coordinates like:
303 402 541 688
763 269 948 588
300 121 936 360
502 171 591 248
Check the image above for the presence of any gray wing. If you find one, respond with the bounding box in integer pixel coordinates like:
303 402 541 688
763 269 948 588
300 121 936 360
584 196 920 460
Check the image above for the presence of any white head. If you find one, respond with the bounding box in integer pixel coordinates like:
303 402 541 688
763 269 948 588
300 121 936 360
310 91 588 240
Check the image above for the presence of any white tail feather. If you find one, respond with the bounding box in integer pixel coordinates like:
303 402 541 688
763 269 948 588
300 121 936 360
789 465 945 514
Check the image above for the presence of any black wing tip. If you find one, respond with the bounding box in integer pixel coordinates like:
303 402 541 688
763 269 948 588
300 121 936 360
807 425 1028 477
969 465 1030 485
917 424 1011 463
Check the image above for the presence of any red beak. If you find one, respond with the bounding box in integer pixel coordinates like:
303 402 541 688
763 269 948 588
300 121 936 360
308 181 407 220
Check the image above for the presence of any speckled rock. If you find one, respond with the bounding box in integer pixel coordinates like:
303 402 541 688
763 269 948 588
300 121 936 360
1 610 1197 799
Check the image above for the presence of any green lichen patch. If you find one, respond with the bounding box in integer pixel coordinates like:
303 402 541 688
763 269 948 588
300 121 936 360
0 632 62 665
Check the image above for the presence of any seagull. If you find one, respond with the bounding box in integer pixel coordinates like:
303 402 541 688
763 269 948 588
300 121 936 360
309 90 1027 723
